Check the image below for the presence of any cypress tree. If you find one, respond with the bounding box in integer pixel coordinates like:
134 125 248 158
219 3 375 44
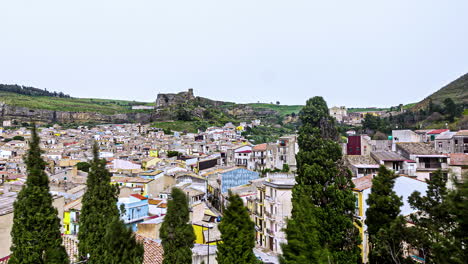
78 143 120 262
160 188 195 264
408 170 459 263
365 166 405 263
217 192 257 264
446 173 468 263
9 125 69 264
101 216 144 264
281 97 360 264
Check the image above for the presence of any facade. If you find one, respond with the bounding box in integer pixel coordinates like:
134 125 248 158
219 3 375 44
395 142 449 181
353 175 428 263
248 173 295 255
452 130 468 153
118 194 149 231
329 106 347 122
276 135 298 170
234 145 252 167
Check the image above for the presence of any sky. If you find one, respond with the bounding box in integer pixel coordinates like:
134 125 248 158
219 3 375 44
1 1 467 107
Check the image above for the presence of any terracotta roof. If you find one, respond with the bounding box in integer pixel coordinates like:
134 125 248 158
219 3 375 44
427 129 449 135
131 194 148 200
449 153 468 166
135 235 164 264
252 143 267 151
352 175 373 191
148 199 163 205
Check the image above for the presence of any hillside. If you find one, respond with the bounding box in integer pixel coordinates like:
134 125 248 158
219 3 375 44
413 73 468 110
0 91 152 115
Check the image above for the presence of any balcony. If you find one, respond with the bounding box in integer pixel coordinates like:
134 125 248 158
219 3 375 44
266 228 275 237
264 195 276 204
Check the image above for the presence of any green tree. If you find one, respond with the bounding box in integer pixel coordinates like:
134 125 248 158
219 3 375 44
445 173 468 263
365 166 405 263
217 192 257 264
167 150 180 158
282 163 290 172
12 135 25 141
76 161 91 172
102 216 144 264
443 98 462 122
407 170 458 263
160 188 195 264
281 97 360 264
9 125 69 264
78 143 120 262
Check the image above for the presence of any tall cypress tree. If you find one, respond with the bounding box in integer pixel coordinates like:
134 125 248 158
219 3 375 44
78 143 120 262
281 97 360 264
446 173 468 263
102 216 144 264
365 166 405 263
408 170 458 263
160 188 195 264
10 125 69 264
217 192 257 264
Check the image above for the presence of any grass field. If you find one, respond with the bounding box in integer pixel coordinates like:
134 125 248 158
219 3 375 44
0 92 152 115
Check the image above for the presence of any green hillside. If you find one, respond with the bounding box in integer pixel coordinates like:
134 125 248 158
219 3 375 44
248 103 303 116
0 91 152 115
413 73 468 110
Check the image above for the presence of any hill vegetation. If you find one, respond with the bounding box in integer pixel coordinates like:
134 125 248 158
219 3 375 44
0 91 151 115
413 73 468 110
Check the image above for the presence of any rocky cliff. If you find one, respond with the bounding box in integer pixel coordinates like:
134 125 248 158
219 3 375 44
0 103 154 124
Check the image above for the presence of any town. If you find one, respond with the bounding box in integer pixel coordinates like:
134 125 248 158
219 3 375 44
0 104 466 263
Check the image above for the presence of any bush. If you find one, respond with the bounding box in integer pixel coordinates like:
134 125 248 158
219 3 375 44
167 151 180 158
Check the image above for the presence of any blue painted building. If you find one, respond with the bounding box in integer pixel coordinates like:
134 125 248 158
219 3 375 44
221 168 260 193
117 194 149 231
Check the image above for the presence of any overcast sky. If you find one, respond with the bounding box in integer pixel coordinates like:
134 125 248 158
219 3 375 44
1 1 467 107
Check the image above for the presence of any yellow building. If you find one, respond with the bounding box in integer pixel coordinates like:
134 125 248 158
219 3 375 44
149 149 159 157
352 175 373 264
192 223 220 245
142 157 161 170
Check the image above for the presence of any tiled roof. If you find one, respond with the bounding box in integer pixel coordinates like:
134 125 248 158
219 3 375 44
135 235 164 264
396 143 439 155
111 176 153 184
131 194 148 200
427 129 449 135
449 153 468 166
371 151 406 162
455 130 468 136
252 143 267 151
352 175 373 191
344 155 379 166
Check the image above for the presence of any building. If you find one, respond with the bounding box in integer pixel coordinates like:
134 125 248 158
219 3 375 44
276 135 298 170
118 194 149 231
248 173 295 255
352 175 428 263
329 106 347 122
344 155 379 178
395 142 449 181
63 197 82 235
453 130 468 153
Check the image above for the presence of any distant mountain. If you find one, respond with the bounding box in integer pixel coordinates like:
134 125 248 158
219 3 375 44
413 73 468 110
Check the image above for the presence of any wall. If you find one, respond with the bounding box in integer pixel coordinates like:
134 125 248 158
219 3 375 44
0 213 13 258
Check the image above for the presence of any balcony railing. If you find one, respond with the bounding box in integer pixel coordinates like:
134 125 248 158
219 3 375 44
266 228 274 236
